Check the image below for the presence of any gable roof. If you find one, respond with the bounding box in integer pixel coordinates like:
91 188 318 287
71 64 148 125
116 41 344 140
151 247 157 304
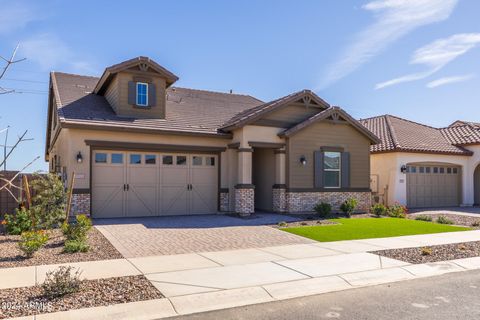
441 124 480 145
449 120 480 129
48 72 262 139
93 56 179 94
360 115 473 155
279 107 380 144
220 90 330 131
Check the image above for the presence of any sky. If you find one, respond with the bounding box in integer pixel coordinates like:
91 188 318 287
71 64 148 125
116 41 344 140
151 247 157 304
0 0 479 172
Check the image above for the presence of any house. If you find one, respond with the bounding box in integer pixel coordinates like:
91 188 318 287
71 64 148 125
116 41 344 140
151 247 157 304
360 115 480 208
45 56 379 218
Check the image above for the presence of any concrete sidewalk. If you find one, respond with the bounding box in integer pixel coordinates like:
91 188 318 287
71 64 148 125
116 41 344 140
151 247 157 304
5 230 480 320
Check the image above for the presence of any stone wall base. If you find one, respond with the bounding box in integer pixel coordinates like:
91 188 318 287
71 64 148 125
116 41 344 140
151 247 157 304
71 193 91 217
219 191 230 212
234 186 255 216
273 190 371 213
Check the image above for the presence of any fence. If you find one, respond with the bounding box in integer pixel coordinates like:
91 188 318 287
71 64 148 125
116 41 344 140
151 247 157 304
0 171 39 219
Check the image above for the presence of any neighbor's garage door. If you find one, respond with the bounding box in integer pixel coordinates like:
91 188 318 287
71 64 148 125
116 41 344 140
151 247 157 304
92 151 218 218
406 164 460 208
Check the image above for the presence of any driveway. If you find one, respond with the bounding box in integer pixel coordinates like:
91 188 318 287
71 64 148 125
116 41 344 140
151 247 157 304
95 214 314 258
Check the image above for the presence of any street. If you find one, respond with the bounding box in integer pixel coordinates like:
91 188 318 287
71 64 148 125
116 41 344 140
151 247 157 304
166 269 480 320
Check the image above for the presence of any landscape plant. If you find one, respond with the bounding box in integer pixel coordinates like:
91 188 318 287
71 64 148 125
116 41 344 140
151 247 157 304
340 198 358 218
314 202 332 218
371 203 387 217
415 215 433 222
3 207 32 235
18 230 49 257
387 203 407 218
436 216 453 225
62 214 92 253
41 266 82 298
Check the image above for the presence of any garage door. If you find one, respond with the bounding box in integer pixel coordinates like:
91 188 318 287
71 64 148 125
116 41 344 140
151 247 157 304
406 164 460 208
92 151 218 218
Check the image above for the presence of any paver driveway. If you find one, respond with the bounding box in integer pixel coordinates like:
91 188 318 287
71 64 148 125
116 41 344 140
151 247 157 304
95 214 313 258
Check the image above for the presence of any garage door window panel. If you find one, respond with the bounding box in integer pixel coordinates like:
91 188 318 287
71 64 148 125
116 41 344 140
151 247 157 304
162 155 173 165
111 153 123 164
145 155 156 164
176 156 187 165
95 153 108 164
193 156 203 166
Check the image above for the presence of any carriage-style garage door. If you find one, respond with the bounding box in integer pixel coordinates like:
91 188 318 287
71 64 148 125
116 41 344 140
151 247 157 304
92 151 218 218
406 164 461 208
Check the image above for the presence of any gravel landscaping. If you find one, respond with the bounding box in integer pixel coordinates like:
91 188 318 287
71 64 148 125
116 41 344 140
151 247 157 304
0 228 123 269
372 241 480 264
409 213 480 228
0 275 162 319
272 213 372 228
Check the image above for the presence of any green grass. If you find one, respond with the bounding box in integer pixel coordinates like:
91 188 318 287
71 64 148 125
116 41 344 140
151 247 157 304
281 218 471 242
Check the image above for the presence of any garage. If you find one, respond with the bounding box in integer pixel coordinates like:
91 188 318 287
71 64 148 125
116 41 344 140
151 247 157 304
406 164 461 208
92 150 218 218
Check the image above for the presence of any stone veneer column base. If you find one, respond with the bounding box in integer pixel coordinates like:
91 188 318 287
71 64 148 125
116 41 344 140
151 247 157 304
272 185 287 213
234 185 255 216
282 191 371 213
71 193 91 217
219 189 230 212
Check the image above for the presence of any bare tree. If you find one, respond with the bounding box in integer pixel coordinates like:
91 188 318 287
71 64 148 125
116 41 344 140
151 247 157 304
0 44 26 95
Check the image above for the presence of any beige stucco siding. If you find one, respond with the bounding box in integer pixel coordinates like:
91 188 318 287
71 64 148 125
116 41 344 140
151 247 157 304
287 121 371 189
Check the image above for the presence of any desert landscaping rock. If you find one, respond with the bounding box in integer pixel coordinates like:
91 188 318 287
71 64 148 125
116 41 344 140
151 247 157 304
409 213 480 228
0 228 123 269
0 275 162 319
372 241 480 264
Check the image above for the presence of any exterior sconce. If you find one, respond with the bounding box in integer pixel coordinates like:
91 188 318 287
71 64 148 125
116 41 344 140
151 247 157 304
400 165 407 174
76 151 83 164
300 155 307 166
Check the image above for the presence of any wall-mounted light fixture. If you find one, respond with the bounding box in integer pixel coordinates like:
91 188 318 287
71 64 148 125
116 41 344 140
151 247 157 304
300 155 307 166
76 151 83 164
400 165 407 174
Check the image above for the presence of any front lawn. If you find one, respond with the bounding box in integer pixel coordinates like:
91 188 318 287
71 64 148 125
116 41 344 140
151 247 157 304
281 218 471 242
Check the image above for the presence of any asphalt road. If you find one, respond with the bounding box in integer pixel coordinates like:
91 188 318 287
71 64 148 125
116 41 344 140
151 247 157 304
166 269 480 320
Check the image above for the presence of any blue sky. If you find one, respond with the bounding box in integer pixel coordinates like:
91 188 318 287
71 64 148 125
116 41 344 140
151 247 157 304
0 0 479 171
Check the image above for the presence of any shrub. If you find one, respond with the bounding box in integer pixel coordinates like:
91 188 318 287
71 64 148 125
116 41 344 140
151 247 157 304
277 221 287 227
18 230 49 257
340 198 358 218
458 244 467 251
29 173 67 230
472 220 480 227
64 240 90 253
371 203 387 217
388 203 407 218
314 202 332 218
62 214 92 242
415 215 433 222
4 207 32 235
436 216 453 225
420 247 432 256
41 266 82 299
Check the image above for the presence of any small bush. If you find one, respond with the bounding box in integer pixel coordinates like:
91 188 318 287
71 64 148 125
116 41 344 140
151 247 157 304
277 221 287 227
340 198 358 218
41 266 82 299
371 203 387 217
300 221 308 226
64 240 90 253
436 216 453 225
458 244 467 251
314 202 332 218
472 220 480 227
415 215 433 222
62 214 92 242
4 207 32 235
388 203 407 219
420 247 432 256
18 230 49 257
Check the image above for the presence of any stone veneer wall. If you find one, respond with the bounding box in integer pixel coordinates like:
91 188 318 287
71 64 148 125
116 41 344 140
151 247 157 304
71 193 91 217
219 191 229 212
234 187 255 215
272 190 371 213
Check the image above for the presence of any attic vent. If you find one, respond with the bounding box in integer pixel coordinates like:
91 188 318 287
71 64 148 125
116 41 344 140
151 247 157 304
139 63 149 72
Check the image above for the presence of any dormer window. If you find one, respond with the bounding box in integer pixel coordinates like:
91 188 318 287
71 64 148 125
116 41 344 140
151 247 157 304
136 82 148 106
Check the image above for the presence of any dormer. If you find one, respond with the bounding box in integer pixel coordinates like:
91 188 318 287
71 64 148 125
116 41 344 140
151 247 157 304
93 56 178 119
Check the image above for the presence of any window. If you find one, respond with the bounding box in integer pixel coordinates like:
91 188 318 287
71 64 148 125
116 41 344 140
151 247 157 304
453 168 458 174
419 167 425 173
447 167 452 174
193 156 203 166
410 166 417 173
162 155 173 165
425 167 431 174
324 152 341 188
145 155 156 164
433 167 438 174
206 156 215 166
136 82 148 106
95 153 107 163
176 156 187 165
111 153 123 164
130 154 142 164
439 167 445 174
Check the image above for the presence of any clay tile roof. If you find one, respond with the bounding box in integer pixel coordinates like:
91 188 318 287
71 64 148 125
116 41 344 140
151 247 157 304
441 124 480 145
359 115 473 155
51 72 263 136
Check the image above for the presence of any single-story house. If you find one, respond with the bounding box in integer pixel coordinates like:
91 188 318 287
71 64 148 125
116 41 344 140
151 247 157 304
360 115 480 208
45 57 380 218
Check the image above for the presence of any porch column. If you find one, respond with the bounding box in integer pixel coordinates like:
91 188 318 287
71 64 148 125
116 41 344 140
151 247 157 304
235 148 254 216
273 148 287 212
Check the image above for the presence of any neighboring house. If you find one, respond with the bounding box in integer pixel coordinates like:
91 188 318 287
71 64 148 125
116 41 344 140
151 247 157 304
360 115 480 208
45 56 379 218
